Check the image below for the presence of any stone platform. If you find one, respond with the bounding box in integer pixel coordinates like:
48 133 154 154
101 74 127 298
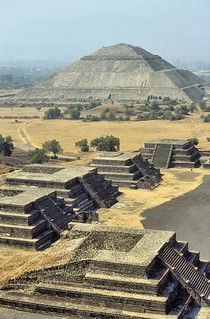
141 139 201 169
91 152 161 189
0 223 209 318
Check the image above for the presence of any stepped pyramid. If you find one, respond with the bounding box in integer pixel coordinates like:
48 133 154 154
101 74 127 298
91 151 161 189
0 164 120 249
141 139 201 169
0 223 209 318
14 43 205 104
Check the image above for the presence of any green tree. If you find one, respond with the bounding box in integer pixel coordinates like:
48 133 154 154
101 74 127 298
42 140 63 158
44 107 61 119
75 139 89 152
28 148 49 164
90 135 120 152
69 108 81 119
124 108 134 116
0 135 14 156
203 114 210 122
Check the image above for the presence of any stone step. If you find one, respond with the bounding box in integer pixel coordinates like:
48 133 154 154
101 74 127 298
0 210 41 226
100 171 142 181
0 229 55 250
0 219 47 239
91 163 137 173
84 271 159 295
109 179 138 188
35 282 168 313
0 292 176 319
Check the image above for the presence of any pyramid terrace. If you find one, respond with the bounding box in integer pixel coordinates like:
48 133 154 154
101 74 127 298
0 164 120 249
0 223 209 318
91 151 161 189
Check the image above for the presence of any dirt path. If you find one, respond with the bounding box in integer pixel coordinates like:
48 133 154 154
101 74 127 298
18 122 36 150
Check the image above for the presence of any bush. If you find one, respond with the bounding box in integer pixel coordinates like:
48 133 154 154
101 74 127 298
162 97 178 106
28 148 49 164
124 108 134 116
203 114 210 122
89 115 100 122
89 100 102 108
44 107 61 119
100 108 116 121
42 140 63 158
188 138 199 146
90 135 120 152
68 108 81 119
75 139 89 152
0 135 14 156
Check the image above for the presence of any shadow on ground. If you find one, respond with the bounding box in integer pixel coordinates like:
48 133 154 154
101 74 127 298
142 175 210 260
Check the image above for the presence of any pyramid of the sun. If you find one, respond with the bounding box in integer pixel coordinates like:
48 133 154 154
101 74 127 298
15 43 205 104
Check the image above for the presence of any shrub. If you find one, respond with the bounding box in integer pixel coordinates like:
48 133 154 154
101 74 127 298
188 138 199 146
0 135 14 156
203 114 210 122
89 115 100 121
42 140 63 158
100 108 116 121
44 107 61 119
90 135 120 151
68 108 81 119
75 139 89 152
124 108 134 116
28 148 49 164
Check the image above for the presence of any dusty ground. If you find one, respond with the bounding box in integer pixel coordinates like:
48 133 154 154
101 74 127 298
99 168 207 229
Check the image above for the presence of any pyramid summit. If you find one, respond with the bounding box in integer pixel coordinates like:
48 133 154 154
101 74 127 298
15 43 205 104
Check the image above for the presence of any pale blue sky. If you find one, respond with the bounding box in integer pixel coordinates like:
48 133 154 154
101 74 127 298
0 0 209 63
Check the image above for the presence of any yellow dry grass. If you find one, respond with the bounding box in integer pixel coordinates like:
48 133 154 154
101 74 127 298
0 239 75 287
0 107 44 117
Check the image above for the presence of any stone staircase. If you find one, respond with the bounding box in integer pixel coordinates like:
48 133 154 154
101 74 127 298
158 242 210 305
152 144 173 168
80 172 120 207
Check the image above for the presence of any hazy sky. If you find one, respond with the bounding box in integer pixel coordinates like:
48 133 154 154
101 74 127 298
0 0 210 63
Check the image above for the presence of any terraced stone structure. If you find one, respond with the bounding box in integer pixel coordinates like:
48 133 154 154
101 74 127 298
91 152 161 189
12 43 205 105
141 139 201 169
0 165 120 249
0 223 209 318
0 188 73 250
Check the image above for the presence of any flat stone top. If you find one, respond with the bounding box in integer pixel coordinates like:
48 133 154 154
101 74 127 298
6 166 95 184
0 188 54 206
148 139 188 145
94 151 138 161
70 223 175 267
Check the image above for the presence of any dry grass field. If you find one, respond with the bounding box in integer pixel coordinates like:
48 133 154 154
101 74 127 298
1 106 210 153
24 113 210 153
0 106 44 118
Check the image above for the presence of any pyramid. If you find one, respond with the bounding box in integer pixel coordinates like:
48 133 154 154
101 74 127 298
15 43 205 104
